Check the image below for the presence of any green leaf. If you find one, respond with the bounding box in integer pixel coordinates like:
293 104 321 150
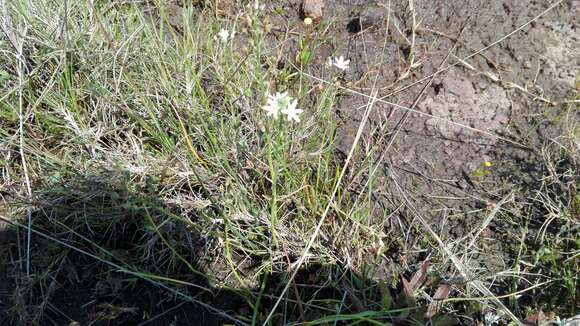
298 49 312 65
379 281 392 310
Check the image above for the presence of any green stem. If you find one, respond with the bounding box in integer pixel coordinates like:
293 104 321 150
268 128 278 248
251 273 269 325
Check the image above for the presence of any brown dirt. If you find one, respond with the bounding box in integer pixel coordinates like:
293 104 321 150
298 0 578 185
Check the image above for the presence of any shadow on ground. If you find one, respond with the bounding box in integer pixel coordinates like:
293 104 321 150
0 170 239 325
0 169 446 326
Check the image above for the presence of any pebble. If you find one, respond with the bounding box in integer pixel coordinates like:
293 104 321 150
477 80 488 90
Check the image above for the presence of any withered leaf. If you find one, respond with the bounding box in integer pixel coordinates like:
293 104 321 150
524 310 546 325
401 277 416 305
409 260 429 291
425 283 451 319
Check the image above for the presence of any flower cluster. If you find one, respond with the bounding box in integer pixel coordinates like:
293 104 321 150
262 92 303 122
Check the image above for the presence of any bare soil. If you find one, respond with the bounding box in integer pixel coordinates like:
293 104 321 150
297 0 578 195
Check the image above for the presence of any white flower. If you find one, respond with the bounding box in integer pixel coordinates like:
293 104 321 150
262 92 286 118
215 29 234 43
484 312 503 325
262 91 302 122
253 0 265 10
281 98 302 122
329 56 350 71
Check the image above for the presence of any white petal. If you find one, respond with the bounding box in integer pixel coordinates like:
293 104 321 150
263 104 279 117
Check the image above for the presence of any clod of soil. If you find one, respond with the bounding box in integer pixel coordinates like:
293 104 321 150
302 0 324 20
